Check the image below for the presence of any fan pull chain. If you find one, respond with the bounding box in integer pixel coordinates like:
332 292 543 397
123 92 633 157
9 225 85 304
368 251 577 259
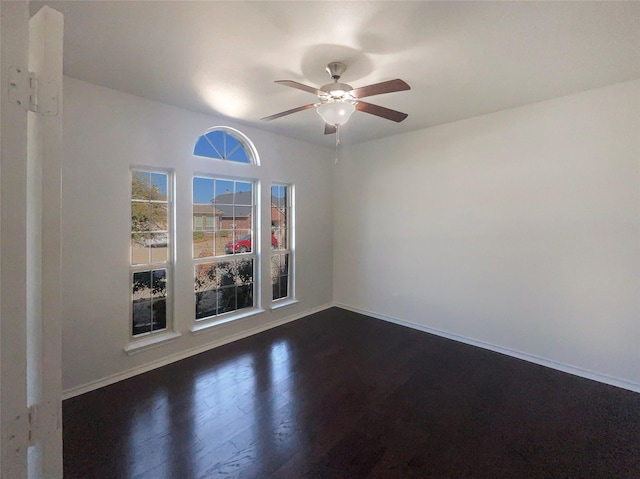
335 125 340 164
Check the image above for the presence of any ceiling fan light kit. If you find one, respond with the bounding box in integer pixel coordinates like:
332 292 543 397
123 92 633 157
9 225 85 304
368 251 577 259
262 61 410 134
316 100 356 126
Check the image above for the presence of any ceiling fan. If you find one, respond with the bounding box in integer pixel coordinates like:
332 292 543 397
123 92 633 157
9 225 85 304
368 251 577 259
261 62 410 135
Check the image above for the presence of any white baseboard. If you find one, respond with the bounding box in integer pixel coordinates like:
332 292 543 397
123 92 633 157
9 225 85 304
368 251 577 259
335 302 640 394
63 303 333 400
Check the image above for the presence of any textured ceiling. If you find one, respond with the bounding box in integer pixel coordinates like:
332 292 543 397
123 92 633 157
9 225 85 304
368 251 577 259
30 1 640 147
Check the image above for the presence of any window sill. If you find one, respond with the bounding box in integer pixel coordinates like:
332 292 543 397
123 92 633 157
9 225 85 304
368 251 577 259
270 299 299 311
190 308 266 335
124 331 182 355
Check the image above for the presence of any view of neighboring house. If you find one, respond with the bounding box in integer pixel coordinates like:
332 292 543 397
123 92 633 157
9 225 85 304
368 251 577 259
193 190 252 231
193 191 287 233
271 193 286 230
192 204 225 231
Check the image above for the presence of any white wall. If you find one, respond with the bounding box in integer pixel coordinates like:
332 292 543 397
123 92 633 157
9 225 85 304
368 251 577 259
334 80 640 390
61 77 334 394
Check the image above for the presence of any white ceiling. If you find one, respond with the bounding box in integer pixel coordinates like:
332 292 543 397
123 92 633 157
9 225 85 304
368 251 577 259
30 1 640 147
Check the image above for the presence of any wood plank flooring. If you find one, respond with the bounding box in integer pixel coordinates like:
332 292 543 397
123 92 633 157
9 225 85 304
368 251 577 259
63 307 640 478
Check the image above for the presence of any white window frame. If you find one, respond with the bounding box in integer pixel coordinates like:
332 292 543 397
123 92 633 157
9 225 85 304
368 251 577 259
127 168 179 352
271 183 295 307
192 176 262 327
193 126 260 165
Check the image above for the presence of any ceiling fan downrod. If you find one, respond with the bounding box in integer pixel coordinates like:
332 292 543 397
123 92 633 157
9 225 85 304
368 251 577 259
326 61 346 81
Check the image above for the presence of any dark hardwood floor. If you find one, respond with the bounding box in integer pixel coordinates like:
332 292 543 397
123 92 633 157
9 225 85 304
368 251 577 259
64 307 640 478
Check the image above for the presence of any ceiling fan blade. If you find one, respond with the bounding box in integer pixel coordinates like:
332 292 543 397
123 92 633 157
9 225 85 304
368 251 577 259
350 79 410 99
324 123 337 135
261 103 316 121
275 80 323 96
356 101 408 122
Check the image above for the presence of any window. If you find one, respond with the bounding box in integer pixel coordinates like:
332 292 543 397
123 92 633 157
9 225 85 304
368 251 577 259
193 127 259 165
193 177 256 320
130 169 172 337
271 184 293 302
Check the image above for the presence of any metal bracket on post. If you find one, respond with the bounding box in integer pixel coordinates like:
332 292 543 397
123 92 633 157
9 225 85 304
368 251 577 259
8 65 59 116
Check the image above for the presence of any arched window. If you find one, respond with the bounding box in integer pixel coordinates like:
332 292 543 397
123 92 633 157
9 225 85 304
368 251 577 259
193 127 259 165
191 127 262 325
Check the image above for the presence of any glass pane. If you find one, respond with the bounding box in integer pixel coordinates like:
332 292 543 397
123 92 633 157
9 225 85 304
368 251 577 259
151 269 167 331
213 230 229 256
150 203 168 231
131 202 151 232
150 173 168 198
193 177 215 204
214 179 234 203
152 269 167 298
195 263 218 319
218 262 235 287
235 258 254 285
272 279 282 301
233 206 251 230
270 230 280 250
271 255 280 295
204 213 216 231
279 274 289 299
132 271 152 335
132 171 151 200
152 297 167 331
150 233 168 263
194 135 220 159
228 230 251 254
193 205 214 230
271 185 286 205
133 271 151 297
273 222 287 250
131 234 150 265
281 253 289 298
281 223 289 250
193 215 203 231
271 185 288 251
234 182 253 204
272 253 289 301
205 131 225 158
217 212 233 232
194 232 214 258
222 233 233 255
228 144 249 163
218 285 237 314
224 133 240 158
271 255 281 300
195 289 217 319
237 284 253 309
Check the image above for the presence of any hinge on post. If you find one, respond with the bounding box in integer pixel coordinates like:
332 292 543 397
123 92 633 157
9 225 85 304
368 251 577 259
8 66 58 116
28 404 38 446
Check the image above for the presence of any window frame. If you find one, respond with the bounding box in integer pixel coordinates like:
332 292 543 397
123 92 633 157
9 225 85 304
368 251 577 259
271 183 295 306
193 126 260 165
192 175 261 325
128 167 176 345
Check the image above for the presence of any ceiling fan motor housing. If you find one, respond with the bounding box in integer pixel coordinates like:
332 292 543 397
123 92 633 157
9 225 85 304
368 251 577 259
320 82 354 100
